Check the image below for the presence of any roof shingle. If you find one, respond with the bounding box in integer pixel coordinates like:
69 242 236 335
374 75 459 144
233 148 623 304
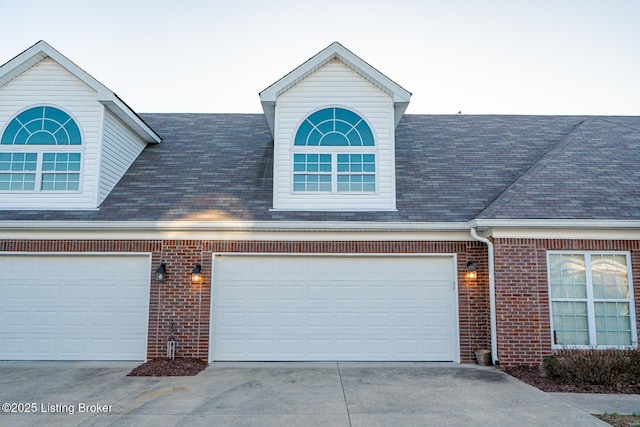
1 114 638 223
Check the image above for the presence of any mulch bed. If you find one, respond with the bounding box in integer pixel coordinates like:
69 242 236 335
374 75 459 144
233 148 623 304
594 413 640 427
503 365 640 394
127 357 208 377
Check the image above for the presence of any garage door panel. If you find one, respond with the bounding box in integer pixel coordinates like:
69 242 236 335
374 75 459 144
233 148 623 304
118 309 149 326
63 285 89 300
34 285 60 301
3 310 28 327
91 311 119 327
61 311 87 326
87 339 115 354
123 286 150 301
2 285 29 301
32 311 59 328
249 312 275 327
212 255 458 361
31 339 56 357
280 287 305 302
92 286 118 301
0 255 150 361
60 339 85 356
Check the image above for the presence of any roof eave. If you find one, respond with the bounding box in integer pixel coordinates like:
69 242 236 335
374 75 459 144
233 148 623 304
99 96 162 143
0 220 469 232
4 218 640 232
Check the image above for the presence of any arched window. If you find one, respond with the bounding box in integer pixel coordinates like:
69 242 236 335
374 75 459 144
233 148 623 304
293 107 376 193
0 106 82 191
294 107 374 147
1 106 81 145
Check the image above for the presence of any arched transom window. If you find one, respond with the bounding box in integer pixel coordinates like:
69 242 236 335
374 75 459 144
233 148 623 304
293 107 376 193
0 106 82 192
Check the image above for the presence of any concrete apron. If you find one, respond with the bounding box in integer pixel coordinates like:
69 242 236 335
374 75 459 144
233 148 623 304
0 361 610 427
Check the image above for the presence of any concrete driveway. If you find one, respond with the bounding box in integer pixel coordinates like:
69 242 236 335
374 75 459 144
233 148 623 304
0 361 610 426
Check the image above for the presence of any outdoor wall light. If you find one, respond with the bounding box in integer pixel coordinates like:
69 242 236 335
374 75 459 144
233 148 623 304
466 261 477 280
155 263 167 282
191 264 203 284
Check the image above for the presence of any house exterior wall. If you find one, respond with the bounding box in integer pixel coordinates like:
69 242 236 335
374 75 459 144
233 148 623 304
273 59 396 211
0 58 102 209
0 238 490 363
493 238 640 367
98 109 147 205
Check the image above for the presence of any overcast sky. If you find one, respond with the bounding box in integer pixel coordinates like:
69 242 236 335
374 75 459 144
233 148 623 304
0 0 638 116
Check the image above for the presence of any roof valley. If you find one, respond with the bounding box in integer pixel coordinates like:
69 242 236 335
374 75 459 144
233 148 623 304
478 117 588 219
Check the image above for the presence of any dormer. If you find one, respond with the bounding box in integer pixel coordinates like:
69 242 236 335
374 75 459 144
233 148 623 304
0 41 160 210
260 42 411 211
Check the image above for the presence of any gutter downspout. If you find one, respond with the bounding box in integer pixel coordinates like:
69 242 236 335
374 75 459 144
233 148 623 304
470 227 498 365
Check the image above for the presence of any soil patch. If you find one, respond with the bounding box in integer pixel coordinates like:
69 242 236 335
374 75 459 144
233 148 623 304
127 357 208 377
503 365 640 394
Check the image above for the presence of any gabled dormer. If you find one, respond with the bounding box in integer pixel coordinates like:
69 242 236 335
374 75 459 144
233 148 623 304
0 41 160 210
260 42 411 211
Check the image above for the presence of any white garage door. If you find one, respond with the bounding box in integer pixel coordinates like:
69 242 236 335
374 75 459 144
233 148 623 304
211 255 458 362
0 254 150 361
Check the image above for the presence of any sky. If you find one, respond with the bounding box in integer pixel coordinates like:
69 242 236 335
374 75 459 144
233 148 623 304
0 0 638 116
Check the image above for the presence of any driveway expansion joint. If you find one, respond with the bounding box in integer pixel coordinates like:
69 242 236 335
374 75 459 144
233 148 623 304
337 362 352 427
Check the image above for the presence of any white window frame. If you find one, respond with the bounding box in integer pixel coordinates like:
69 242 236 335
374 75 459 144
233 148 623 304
290 148 378 194
0 146 84 193
547 250 638 349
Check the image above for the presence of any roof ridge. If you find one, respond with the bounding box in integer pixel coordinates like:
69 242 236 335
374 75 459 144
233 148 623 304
478 117 589 218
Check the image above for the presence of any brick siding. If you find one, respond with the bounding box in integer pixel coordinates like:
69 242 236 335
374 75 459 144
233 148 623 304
7 237 639 366
493 238 640 367
0 239 490 363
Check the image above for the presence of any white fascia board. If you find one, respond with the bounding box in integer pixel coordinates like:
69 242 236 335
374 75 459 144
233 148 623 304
488 228 640 240
0 220 471 241
99 98 161 143
0 50 47 89
469 219 640 230
6 218 640 241
0 220 468 232
470 219 640 240
0 41 161 144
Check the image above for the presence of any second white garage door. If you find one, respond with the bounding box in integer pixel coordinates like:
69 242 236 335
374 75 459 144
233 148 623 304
211 255 458 362
0 254 150 361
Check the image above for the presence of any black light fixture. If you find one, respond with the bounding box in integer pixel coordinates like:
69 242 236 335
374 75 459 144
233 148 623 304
466 261 477 280
155 263 167 282
191 263 202 284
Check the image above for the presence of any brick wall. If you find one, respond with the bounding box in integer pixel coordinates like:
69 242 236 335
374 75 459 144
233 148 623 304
493 238 640 367
0 239 490 363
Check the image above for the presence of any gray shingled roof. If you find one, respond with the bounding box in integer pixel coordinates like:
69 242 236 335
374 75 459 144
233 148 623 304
479 117 640 219
1 114 639 222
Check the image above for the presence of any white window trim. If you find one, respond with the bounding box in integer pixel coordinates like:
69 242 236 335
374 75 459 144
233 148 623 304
0 146 84 193
547 250 638 349
290 148 378 195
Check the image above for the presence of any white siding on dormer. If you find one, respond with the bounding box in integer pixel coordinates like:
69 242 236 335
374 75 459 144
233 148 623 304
0 58 102 209
98 109 147 205
274 59 396 211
